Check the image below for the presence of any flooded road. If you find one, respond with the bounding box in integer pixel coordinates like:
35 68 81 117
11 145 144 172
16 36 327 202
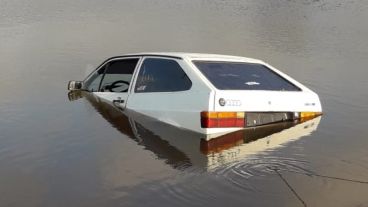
1 0 368 206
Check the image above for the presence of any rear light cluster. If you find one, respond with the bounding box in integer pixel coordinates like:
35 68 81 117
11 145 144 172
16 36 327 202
300 112 322 118
201 112 245 128
201 111 322 128
299 112 323 122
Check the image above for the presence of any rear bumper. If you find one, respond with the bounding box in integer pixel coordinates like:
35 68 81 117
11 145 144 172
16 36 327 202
201 112 322 137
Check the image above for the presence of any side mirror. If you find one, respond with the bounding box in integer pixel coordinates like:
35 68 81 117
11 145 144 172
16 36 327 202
67 81 84 91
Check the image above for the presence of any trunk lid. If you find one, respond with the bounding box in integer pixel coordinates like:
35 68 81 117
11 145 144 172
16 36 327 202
214 90 322 113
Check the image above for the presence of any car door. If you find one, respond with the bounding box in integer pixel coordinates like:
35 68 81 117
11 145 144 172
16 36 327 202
127 57 198 129
85 57 141 108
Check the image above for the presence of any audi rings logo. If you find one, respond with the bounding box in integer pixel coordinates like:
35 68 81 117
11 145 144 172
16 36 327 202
219 98 242 107
227 99 242 106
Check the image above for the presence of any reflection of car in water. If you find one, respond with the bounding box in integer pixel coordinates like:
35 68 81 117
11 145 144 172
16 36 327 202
71 91 321 171
68 53 322 136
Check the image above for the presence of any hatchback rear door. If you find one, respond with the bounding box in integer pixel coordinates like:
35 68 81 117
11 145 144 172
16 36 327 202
193 61 322 113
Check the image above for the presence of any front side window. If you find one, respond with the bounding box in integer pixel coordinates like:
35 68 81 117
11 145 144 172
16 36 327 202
134 58 192 93
84 66 106 92
193 61 301 91
99 58 139 92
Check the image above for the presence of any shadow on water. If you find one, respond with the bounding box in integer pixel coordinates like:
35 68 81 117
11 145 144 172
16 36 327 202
68 91 321 173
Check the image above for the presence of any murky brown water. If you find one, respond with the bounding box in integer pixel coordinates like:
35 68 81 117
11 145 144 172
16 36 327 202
1 0 368 206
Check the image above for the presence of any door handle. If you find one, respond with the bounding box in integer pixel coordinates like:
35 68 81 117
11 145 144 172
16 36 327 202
113 99 125 104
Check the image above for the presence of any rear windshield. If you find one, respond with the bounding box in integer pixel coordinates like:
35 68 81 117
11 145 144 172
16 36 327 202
193 61 301 91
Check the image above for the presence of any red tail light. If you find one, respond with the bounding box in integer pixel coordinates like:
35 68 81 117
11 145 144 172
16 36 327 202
201 111 245 128
299 111 323 122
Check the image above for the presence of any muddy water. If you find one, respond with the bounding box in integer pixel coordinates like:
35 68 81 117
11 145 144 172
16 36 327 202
1 0 368 206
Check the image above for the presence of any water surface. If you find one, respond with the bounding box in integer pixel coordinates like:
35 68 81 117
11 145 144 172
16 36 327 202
1 0 368 206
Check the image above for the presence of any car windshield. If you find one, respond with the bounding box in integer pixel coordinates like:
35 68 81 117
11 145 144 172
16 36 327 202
193 61 301 91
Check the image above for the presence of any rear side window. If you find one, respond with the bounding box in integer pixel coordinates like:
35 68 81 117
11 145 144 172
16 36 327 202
134 58 192 93
193 61 301 91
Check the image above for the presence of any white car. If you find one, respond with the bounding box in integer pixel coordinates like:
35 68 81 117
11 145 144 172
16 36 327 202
68 52 322 135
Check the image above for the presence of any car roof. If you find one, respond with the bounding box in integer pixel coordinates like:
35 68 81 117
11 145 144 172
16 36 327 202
115 52 264 63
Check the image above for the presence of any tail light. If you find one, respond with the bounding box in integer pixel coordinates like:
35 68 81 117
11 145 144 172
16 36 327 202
300 112 322 118
299 111 322 122
201 111 322 128
201 111 245 128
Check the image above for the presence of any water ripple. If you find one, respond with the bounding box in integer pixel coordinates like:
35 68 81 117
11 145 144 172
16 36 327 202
211 155 312 191
158 173 227 207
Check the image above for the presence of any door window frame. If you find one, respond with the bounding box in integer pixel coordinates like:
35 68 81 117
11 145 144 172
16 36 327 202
131 56 192 94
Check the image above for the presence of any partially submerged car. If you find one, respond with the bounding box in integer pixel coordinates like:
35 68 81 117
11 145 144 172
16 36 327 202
68 52 322 135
